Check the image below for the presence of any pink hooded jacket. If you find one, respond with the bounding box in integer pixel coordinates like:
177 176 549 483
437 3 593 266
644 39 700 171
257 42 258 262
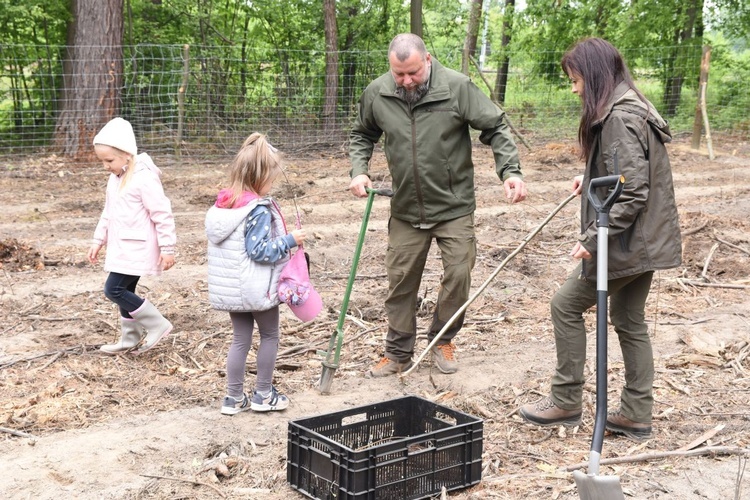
92 153 176 276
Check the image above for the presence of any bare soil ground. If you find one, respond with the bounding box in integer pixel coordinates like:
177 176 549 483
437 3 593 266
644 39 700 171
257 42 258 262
1 133 749 500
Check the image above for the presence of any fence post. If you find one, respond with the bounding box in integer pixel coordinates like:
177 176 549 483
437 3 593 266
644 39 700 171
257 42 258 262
176 44 190 159
690 45 711 153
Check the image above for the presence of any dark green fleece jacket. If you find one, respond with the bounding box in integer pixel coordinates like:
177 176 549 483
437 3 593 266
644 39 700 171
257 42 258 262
349 59 521 224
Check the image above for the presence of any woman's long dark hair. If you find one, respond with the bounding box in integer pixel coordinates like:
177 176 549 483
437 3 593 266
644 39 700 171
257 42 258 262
561 38 646 160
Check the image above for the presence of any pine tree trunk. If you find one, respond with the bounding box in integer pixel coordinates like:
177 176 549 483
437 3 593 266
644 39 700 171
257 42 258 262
323 0 339 135
461 0 483 75
494 0 515 105
54 0 123 160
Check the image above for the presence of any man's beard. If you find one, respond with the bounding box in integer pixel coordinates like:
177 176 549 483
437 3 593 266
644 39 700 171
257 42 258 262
395 82 430 104
394 65 431 104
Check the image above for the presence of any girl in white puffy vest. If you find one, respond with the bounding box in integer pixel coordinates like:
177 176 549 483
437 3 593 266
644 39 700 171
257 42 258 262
88 117 177 355
205 133 305 415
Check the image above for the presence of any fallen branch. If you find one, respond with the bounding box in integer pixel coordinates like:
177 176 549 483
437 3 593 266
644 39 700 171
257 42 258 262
677 279 750 290
1 321 22 334
140 474 226 498
0 426 36 439
682 221 708 237
0 344 99 369
2 268 13 295
484 472 570 484
736 455 747 500
564 446 750 472
658 318 712 325
701 242 720 280
25 315 80 321
36 351 63 371
677 424 726 451
714 234 750 256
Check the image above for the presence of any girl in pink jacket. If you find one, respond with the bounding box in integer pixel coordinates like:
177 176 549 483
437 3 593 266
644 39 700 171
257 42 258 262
87 117 177 355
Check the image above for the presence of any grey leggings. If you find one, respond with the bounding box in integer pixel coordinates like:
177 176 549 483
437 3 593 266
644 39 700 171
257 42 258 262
226 308 279 398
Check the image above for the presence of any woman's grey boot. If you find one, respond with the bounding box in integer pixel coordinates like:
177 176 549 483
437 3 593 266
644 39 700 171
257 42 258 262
100 317 143 354
131 300 173 354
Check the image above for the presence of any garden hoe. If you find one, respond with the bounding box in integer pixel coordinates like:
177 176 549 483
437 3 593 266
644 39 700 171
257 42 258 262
572 172 626 500
318 188 393 394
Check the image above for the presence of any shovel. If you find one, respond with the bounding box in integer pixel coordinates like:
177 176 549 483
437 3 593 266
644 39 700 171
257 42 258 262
572 172 626 500
318 187 393 394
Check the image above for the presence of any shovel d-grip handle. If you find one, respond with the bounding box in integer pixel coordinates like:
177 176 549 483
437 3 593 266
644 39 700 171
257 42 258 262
587 174 625 216
322 187 394 371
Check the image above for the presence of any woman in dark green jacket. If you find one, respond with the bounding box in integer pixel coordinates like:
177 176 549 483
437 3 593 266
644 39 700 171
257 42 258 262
520 38 682 441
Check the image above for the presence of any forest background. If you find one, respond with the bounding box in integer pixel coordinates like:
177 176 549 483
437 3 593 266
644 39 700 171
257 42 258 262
0 0 748 166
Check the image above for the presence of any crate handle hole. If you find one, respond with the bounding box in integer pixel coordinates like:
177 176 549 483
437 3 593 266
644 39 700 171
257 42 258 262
341 412 368 426
434 411 457 425
408 438 436 455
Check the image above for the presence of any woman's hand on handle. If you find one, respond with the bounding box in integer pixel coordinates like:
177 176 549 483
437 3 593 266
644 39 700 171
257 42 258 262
572 175 584 196
570 241 592 260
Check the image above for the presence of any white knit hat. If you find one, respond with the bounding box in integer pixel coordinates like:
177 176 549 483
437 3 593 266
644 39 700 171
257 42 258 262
93 117 138 156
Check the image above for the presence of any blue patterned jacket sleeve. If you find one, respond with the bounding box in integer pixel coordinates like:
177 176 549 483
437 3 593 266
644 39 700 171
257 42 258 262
244 205 297 263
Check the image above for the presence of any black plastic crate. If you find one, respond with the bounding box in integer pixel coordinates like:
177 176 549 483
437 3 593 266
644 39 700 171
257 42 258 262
287 395 483 500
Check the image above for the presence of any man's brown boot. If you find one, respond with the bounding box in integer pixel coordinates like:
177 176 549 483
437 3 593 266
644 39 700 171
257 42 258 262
519 396 582 427
431 343 458 374
606 410 652 441
366 357 413 378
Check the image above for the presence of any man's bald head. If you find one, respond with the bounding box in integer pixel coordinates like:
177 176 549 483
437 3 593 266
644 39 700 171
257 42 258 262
388 33 428 62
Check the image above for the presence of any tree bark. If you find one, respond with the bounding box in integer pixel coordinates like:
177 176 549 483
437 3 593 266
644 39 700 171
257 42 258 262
461 0 483 75
411 0 423 38
54 0 124 160
662 0 702 117
494 0 515 105
340 5 358 117
323 0 339 134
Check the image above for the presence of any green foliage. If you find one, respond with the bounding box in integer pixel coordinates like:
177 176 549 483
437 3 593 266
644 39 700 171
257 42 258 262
0 0 748 152
703 33 750 129
0 0 69 45
421 0 467 63
705 0 750 40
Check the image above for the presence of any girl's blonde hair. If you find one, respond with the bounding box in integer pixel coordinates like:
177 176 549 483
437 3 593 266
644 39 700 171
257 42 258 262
119 155 137 190
226 132 281 205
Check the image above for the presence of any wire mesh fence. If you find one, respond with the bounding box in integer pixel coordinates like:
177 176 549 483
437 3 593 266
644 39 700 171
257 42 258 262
0 43 747 168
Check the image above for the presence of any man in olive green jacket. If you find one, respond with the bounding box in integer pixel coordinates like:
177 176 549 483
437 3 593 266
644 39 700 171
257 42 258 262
349 33 526 378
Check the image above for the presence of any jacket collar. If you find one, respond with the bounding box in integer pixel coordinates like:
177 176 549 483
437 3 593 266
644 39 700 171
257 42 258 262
594 81 632 126
594 81 672 142
379 58 451 105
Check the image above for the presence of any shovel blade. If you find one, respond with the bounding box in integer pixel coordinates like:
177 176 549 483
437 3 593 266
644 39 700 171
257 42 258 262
318 364 336 394
573 470 625 500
